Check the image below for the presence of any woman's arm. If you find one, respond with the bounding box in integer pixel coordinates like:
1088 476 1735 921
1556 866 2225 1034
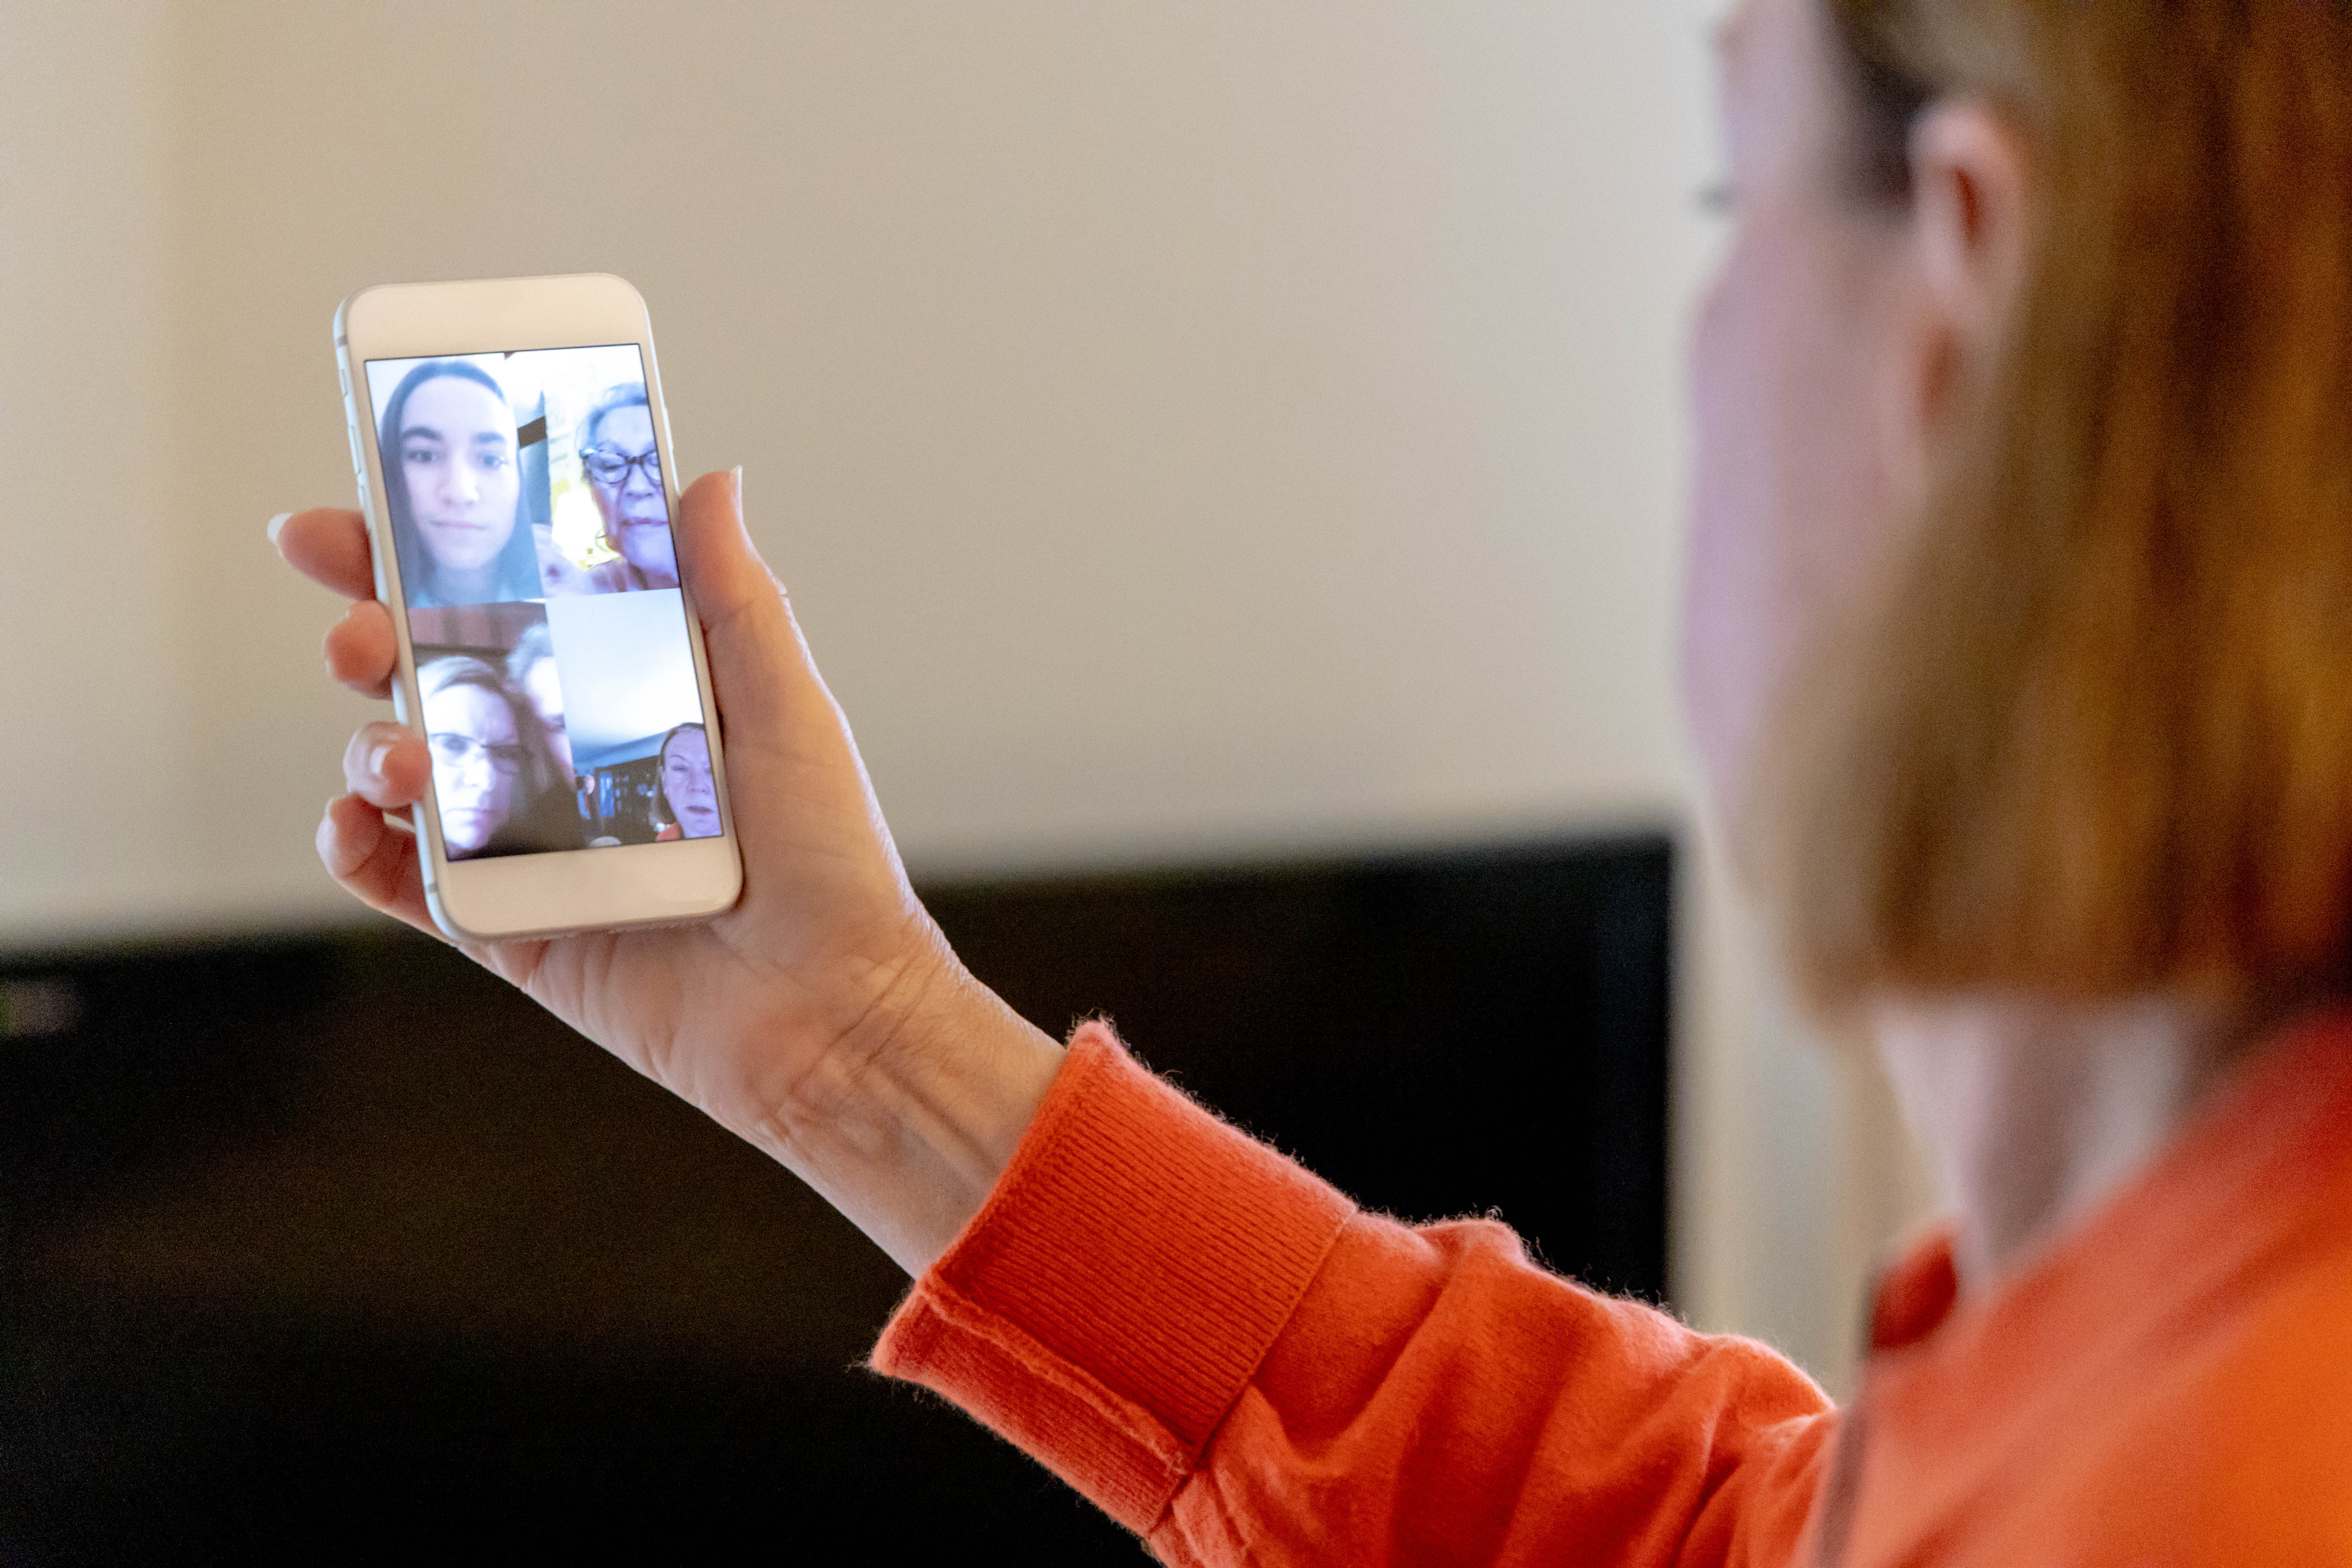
877 1026 1837 1568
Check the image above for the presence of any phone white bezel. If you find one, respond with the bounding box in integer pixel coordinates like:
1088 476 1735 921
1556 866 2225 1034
335 273 743 943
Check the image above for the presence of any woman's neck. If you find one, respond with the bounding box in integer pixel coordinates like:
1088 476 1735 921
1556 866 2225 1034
1873 992 2256 1292
438 562 498 601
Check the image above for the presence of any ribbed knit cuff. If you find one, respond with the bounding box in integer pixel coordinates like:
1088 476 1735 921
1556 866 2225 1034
871 1023 1355 1533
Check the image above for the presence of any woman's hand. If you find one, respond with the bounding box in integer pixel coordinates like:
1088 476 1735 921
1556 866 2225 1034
528 522 601 596
274 470 1064 1275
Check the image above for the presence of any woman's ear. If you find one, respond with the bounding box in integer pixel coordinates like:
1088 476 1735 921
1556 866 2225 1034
1910 99 2035 360
1879 99 2034 489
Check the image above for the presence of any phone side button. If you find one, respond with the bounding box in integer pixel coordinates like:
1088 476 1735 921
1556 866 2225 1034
365 506 389 604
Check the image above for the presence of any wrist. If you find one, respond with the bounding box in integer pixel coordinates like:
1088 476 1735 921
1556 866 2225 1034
746 922 1065 1276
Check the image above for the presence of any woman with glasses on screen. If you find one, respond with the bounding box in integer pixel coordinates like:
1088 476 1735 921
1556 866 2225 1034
379 360 545 609
416 656 580 860
540 385 681 596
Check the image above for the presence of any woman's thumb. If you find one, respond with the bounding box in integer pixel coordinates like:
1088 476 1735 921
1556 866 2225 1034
673 466 832 744
676 468 772 623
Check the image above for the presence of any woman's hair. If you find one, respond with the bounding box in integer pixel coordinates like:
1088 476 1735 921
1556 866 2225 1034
418 653 520 713
1760 2 2352 1006
416 654 576 856
649 721 707 831
505 620 555 687
379 359 544 608
576 383 651 463
503 620 571 779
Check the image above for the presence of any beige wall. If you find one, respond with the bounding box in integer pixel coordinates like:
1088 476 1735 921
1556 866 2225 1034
0 1 1928 1386
1 1 191 929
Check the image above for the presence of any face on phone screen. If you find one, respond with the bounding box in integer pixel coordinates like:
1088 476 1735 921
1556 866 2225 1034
362 344 720 860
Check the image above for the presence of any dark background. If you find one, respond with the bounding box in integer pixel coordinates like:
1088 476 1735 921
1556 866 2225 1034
0 834 1670 1564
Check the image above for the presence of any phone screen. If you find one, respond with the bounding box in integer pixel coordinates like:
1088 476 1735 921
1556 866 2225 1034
362 344 720 861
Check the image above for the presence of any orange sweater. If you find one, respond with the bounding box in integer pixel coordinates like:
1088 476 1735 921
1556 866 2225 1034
873 1014 2352 1564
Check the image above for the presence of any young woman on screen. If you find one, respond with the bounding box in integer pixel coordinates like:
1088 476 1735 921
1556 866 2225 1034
379 359 544 610
284 0 2352 1556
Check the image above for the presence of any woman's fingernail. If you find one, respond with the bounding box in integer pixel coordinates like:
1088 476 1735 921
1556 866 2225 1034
267 512 293 546
732 466 744 508
368 743 394 778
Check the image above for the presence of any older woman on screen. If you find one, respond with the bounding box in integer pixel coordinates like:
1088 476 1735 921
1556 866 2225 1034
379 360 544 609
538 385 681 596
285 0 2352 1558
417 656 577 860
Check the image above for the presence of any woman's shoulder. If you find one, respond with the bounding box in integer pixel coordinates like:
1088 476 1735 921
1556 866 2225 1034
533 537 648 599
1856 1019 2352 1561
2187 1227 2352 1456
2050 1254 2352 1556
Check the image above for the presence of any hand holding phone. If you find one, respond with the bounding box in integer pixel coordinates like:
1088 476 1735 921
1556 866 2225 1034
336 275 735 940
275 470 1065 1276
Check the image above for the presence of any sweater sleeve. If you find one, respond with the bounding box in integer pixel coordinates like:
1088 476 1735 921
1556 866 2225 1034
871 1025 1837 1568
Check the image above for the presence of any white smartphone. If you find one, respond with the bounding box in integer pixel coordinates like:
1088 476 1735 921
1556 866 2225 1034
334 273 743 942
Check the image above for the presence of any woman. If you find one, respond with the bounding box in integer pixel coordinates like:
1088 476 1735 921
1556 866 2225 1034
649 722 720 841
504 621 595 836
380 359 544 609
279 0 2352 1558
502 622 572 778
538 385 681 596
416 655 577 859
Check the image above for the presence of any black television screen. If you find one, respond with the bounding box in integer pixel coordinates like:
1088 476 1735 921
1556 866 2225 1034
0 833 1669 1563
